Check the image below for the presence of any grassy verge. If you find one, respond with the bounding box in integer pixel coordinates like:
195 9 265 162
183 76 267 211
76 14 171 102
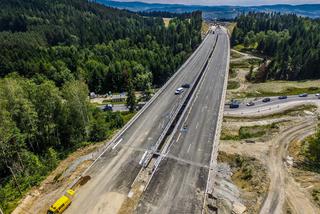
201 21 209 34
229 68 237 79
227 80 240 90
230 58 262 69
227 22 236 35
102 100 127 105
243 86 320 98
231 50 243 59
225 105 318 120
221 123 279 140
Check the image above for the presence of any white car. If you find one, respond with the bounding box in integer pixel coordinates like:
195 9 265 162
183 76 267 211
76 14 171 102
316 93 320 97
175 87 184 95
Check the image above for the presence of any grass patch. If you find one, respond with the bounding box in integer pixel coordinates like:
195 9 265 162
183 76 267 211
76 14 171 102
201 21 209 34
225 104 317 120
233 44 245 51
231 60 251 69
120 111 135 123
229 68 237 79
227 22 237 35
244 86 320 98
221 123 279 140
237 79 320 98
231 50 243 59
227 80 240 90
102 100 126 105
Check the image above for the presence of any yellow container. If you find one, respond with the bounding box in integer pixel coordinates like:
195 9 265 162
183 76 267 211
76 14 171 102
47 189 75 214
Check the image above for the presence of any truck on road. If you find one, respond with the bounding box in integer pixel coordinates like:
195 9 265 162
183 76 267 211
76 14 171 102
47 189 75 214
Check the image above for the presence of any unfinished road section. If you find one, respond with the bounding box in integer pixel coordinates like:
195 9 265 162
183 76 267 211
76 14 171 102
65 30 220 214
135 28 230 214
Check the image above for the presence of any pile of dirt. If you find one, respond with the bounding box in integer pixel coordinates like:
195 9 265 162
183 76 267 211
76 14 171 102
218 151 269 213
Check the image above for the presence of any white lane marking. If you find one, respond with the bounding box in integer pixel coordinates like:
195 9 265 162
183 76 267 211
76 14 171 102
112 138 123 150
187 143 192 153
139 151 148 165
196 122 199 129
176 133 182 142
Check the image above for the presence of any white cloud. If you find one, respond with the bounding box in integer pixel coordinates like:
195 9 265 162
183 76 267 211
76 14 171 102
114 0 320 6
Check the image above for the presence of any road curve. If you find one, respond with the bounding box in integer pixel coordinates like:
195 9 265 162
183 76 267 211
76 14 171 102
135 28 230 214
65 31 218 214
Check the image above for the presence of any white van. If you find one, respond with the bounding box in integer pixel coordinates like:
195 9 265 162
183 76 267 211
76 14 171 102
175 87 184 95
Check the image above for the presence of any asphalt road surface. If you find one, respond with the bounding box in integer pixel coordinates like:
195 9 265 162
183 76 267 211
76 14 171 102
65 31 219 213
225 94 320 117
135 29 230 214
226 94 320 110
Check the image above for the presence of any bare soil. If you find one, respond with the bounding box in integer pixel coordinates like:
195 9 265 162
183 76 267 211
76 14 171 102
218 106 320 213
12 143 104 214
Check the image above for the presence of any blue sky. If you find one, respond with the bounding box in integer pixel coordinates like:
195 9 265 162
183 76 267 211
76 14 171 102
114 0 320 6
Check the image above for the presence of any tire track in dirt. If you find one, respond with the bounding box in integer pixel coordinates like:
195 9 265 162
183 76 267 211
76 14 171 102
260 118 318 214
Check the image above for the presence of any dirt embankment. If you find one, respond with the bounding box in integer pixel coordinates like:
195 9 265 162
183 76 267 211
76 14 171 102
218 103 320 213
217 152 269 213
12 143 104 214
217 48 320 214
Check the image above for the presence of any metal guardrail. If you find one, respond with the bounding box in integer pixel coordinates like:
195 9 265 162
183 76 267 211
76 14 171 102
202 28 231 214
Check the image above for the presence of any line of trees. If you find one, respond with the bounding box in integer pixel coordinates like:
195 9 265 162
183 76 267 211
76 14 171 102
231 12 320 81
0 0 203 212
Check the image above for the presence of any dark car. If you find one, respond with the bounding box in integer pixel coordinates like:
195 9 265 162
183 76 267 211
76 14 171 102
262 98 271 102
230 100 240 109
278 96 288 100
103 104 113 111
181 83 191 88
299 93 308 97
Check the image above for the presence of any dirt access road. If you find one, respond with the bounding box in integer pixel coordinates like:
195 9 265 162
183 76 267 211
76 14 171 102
219 114 320 214
260 118 319 214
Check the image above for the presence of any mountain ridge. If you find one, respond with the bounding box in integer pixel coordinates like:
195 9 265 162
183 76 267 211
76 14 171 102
97 0 320 18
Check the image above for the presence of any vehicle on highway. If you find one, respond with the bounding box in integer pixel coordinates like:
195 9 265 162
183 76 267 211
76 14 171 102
278 95 288 99
103 104 113 111
230 100 240 108
299 93 308 97
246 101 255 106
47 189 75 214
181 83 191 88
262 98 271 102
316 93 320 97
175 87 184 95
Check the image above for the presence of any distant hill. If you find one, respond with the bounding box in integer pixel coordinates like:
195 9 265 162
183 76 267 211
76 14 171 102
97 1 320 19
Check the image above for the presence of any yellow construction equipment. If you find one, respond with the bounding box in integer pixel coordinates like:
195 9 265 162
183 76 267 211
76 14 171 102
47 189 75 214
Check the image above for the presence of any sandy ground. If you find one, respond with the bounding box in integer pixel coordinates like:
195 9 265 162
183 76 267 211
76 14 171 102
91 192 126 214
219 112 320 214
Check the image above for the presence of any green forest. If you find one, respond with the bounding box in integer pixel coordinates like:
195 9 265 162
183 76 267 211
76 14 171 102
232 12 320 179
0 0 202 212
231 12 320 81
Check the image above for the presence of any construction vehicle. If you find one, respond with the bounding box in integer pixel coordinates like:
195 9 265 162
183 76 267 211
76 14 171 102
47 189 75 214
